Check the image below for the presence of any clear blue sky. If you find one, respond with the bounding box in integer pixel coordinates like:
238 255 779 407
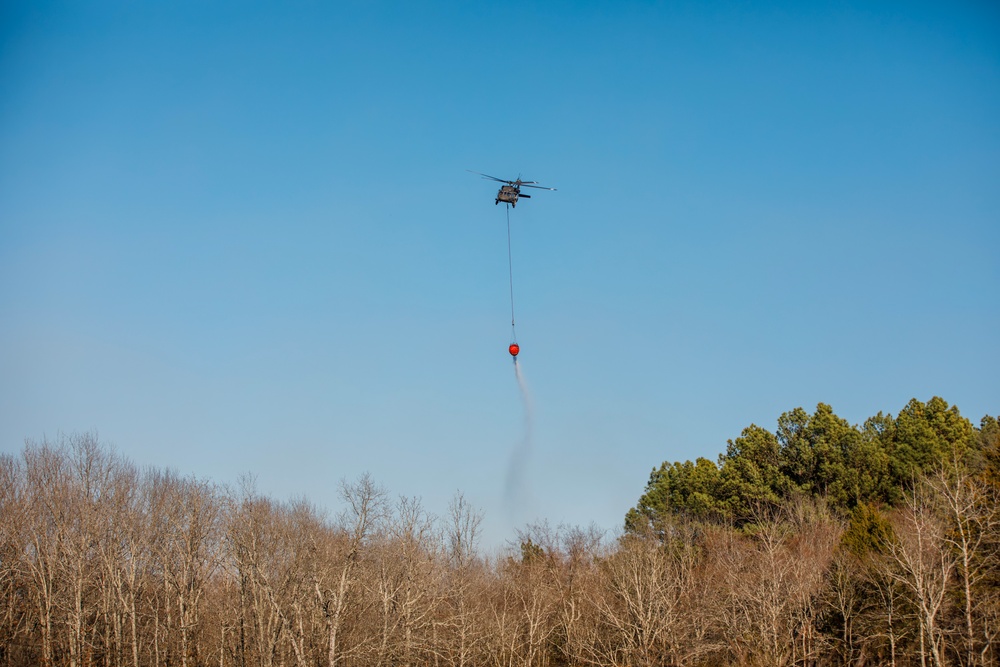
2 0 998 549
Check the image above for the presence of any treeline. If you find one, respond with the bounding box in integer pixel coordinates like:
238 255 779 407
0 396 997 667
626 396 998 525
622 396 1000 666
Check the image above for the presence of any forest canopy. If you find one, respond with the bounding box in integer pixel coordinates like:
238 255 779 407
1 396 998 667
626 396 998 530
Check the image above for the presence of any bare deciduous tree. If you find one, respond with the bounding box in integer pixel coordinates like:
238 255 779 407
311 473 386 667
929 462 1000 666
594 525 695 667
441 492 485 667
0 454 28 664
885 481 954 667
713 503 839 667
148 469 223 667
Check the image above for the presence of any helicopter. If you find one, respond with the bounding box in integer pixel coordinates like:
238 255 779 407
468 171 556 207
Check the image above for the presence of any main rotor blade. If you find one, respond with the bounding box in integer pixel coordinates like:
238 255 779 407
521 183 557 191
466 169 512 184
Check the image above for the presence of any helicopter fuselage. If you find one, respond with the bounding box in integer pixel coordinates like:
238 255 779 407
470 170 553 207
495 184 526 207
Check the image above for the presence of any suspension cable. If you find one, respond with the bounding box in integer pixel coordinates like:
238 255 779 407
506 203 516 338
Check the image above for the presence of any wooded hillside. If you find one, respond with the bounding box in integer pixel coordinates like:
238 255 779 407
0 396 997 666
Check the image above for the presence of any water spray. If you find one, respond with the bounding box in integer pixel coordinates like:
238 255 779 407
505 352 534 516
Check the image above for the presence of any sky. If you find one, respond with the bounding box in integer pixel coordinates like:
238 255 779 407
2 0 998 550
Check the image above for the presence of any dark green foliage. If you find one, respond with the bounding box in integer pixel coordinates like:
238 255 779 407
626 457 721 531
889 397 974 484
840 502 894 558
858 412 898 505
979 414 1000 485
628 397 983 529
775 403 889 509
717 424 790 519
519 537 545 564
